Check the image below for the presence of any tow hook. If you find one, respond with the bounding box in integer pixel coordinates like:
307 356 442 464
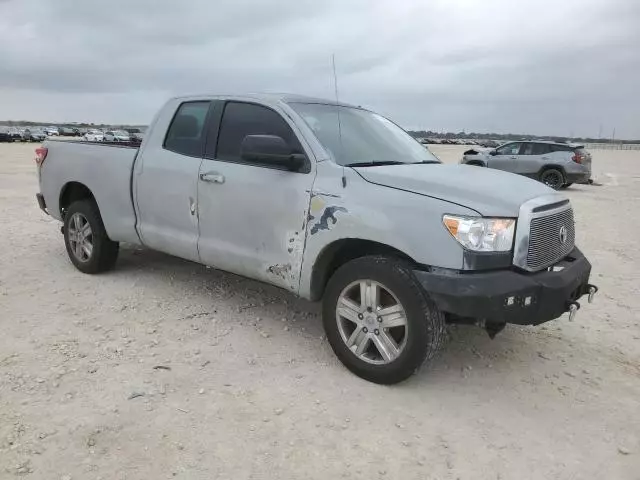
587 284 598 304
567 301 580 321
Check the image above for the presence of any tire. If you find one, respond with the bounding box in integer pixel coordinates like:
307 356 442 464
63 200 119 274
322 255 446 384
539 168 565 190
466 161 485 167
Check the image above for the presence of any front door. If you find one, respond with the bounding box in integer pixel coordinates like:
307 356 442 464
134 100 210 262
197 101 315 292
488 142 522 172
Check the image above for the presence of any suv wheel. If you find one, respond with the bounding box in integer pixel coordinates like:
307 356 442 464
64 200 119 274
323 256 446 384
540 169 565 190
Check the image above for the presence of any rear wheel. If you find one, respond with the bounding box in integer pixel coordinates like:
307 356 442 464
322 256 446 384
540 168 565 190
63 200 119 274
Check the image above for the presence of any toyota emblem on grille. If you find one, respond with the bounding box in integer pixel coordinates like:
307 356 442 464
559 225 568 244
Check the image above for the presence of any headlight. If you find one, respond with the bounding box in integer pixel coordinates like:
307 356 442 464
443 215 515 252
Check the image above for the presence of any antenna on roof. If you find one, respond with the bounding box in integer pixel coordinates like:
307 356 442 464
332 54 347 188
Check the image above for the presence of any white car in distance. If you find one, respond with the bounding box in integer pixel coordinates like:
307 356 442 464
83 130 104 142
103 130 131 142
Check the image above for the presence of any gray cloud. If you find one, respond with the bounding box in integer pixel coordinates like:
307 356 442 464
1 0 638 138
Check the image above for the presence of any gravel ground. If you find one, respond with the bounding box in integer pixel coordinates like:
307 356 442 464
1 141 639 479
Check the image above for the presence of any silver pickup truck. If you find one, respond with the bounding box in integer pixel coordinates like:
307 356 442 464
35 93 598 384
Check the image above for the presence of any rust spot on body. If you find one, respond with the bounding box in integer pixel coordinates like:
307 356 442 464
267 263 292 280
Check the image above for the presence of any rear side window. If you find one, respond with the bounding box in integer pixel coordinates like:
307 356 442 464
215 102 302 162
521 143 552 155
550 144 573 152
164 101 210 157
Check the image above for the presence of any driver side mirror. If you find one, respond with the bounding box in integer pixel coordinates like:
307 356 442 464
489 150 497 156
240 134 306 172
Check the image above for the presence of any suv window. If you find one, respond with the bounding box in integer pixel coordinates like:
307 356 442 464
164 101 210 157
215 102 302 163
550 144 573 152
495 142 521 156
521 143 552 155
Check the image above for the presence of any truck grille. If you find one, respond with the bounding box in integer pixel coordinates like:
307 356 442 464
526 208 575 270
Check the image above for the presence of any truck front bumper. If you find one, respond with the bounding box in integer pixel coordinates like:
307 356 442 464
413 248 596 326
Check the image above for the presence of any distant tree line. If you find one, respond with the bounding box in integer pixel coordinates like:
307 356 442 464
407 130 640 145
0 120 146 130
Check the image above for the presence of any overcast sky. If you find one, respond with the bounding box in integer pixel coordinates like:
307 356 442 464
1 0 639 138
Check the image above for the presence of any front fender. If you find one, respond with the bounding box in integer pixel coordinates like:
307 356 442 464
298 163 474 299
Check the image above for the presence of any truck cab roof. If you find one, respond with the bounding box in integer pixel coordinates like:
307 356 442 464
170 92 361 110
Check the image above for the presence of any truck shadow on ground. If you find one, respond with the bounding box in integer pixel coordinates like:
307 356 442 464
111 245 554 384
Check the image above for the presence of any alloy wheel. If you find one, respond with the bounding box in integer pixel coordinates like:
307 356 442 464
67 212 93 262
335 280 408 365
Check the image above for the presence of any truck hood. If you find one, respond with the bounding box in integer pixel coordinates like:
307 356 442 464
353 163 554 217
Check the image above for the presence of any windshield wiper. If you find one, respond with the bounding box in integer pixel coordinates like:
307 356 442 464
344 160 407 167
345 160 440 167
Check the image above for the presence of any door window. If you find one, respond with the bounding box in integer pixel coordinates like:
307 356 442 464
520 143 551 155
215 102 303 163
495 142 521 155
164 101 210 157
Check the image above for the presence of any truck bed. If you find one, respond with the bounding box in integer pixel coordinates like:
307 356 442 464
39 140 141 244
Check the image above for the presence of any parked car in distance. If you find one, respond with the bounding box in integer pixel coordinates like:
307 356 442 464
461 141 592 189
103 130 131 142
83 130 104 142
59 127 80 136
44 126 60 136
35 93 597 384
7 127 23 141
22 128 47 142
129 132 144 145
0 127 14 142
479 139 500 148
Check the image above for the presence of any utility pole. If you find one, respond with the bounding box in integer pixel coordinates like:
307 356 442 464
598 124 602 140
612 127 616 144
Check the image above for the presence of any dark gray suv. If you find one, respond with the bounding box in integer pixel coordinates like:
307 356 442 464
461 141 592 189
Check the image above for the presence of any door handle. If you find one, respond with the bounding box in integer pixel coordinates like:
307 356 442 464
510 156 518 159
541 156 549 160
199 172 225 184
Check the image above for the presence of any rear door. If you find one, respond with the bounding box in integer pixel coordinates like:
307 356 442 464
196 101 315 292
134 100 210 262
487 142 522 172
511 142 551 176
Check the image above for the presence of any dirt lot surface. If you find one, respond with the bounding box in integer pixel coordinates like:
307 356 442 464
1 141 639 479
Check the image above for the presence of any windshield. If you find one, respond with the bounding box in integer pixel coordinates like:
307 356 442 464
289 103 439 166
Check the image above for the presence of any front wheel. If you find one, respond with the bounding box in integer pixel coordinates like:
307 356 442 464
539 169 565 190
63 200 119 274
322 256 446 384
